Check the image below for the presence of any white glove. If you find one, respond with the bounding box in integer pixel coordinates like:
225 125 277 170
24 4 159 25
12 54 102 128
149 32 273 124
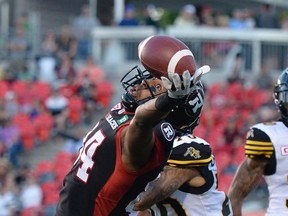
161 70 192 99
192 65 210 84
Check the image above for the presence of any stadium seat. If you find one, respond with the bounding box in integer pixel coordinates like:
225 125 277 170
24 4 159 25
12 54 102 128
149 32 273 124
33 112 54 142
55 151 74 163
68 96 84 125
41 181 60 205
218 173 234 193
94 81 114 108
54 161 73 183
214 151 232 175
35 160 55 179
32 81 51 103
18 123 36 150
12 113 31 126
12 114 36 150
0 80 9 98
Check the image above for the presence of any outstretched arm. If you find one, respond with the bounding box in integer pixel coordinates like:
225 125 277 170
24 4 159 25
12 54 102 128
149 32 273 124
133 166 201 211
122 94 176 170
123 71 193 170
228 158 268 216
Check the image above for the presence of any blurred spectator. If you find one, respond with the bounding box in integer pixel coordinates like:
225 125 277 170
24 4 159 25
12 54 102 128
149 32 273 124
198 4 214 26
15 12 32 41
0 158 19 216
281 15 288 30
20 174 43 209
75 56 105 87
36 31 58 84
141 4 161 30
243 8 255 28
44 87 69 131
6 24 30 79
224 43 246 84
55 54 77 87
77 83 98 125
255 3 280 28
0 141 6 158
39 31 58 57
117 3 140 60
4 91 19 119
229 9 250 29
25 99 45 120
173 4 199 27
59 76 79 98
72 4 101 60
255 66 275 90
214 12 230 27
56 25 78 61
0 117 23 167
58 128 85 154
14 164 30 187
118 4 139 26
223 117 243 148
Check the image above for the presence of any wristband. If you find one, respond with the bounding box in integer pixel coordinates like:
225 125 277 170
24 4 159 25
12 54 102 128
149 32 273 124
155 94 177 112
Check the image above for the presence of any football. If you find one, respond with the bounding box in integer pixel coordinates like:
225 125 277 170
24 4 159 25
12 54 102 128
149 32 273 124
138 35 197 79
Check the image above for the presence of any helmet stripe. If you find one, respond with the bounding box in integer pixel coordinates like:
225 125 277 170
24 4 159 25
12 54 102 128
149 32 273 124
167 49 194 73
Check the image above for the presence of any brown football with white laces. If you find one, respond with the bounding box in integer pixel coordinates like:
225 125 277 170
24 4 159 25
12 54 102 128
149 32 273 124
138 35 197 79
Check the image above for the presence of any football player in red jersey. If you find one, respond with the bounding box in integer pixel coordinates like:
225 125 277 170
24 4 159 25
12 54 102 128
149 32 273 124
55 63 199 216
228 68 288 216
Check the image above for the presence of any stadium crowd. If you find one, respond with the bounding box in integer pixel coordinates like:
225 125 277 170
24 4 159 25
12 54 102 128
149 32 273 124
0 2 284 215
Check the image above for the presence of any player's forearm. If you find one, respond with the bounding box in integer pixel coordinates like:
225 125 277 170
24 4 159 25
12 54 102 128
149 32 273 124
228 159 264 216
133 170 182 211
134 94 175 126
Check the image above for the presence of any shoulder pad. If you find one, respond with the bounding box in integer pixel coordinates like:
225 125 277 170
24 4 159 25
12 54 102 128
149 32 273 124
168 135 212 167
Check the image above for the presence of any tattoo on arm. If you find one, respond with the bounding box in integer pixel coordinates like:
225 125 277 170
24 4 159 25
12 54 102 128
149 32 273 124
133 167 186 211
228 158 267 216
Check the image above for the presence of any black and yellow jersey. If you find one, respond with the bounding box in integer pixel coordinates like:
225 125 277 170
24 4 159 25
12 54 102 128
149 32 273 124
245 120 288 215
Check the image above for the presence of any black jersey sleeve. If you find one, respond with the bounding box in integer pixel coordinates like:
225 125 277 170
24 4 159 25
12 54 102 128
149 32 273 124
245 127 274 160
167 136 212 168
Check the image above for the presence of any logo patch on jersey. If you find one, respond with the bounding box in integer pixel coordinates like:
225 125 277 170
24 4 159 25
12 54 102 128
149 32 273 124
184 147 201 159
116 115 128 125
281 146 288 156
118 108 126 115
105 114 118 130
161 123 175 141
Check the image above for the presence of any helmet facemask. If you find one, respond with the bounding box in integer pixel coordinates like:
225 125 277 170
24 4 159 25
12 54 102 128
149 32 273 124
121 66 161 112
274 68 288 120
274 81 288 120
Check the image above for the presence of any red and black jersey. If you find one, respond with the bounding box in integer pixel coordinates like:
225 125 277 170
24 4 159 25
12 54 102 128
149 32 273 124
56 102 175 216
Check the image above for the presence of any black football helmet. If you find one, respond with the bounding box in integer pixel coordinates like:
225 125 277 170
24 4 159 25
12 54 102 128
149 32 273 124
274 68 288 120
121 66 160 112
165 81 205 133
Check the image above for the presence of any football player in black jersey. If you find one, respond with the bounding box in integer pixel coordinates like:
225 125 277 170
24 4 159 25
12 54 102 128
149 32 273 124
55 60 202 215
131 81 232 216
228 68 288 216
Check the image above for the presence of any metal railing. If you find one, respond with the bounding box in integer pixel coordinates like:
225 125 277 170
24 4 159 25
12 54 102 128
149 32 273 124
92 26 288 84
